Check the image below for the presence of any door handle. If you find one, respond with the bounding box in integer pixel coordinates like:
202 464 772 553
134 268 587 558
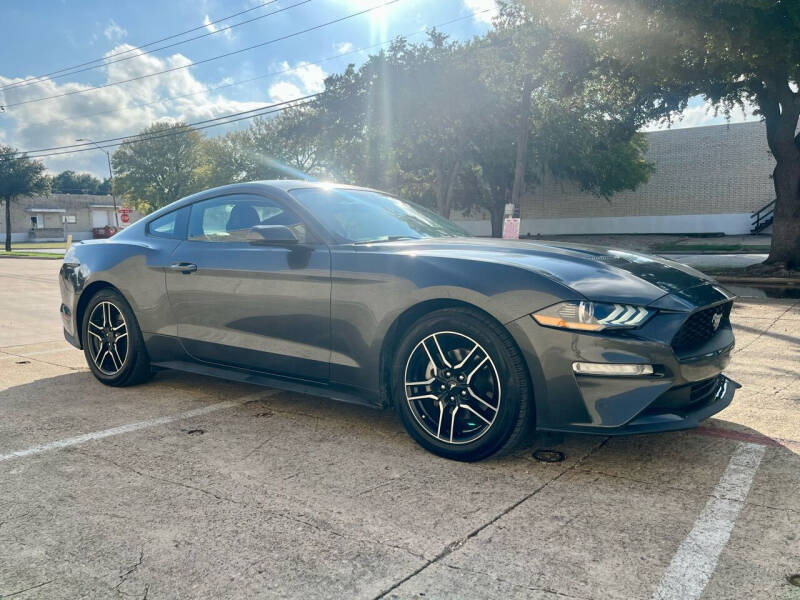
168 262 197 274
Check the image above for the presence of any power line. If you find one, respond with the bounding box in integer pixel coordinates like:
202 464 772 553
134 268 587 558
0 0 308 93
0 0 282 93
0 5 499 162
0 0 400 110
26 9 493 131
10 94 318 156
3 96 316 160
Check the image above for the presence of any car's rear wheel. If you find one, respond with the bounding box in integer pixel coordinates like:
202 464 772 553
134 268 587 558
393 307 534 461
82 289 151 387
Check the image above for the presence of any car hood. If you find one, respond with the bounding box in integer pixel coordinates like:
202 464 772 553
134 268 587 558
368 237 719 306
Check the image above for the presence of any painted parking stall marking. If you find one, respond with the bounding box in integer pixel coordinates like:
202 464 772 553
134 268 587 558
651 441 766 600
0 393 269 463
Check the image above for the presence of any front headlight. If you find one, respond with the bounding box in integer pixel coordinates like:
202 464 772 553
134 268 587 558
532 301 652 331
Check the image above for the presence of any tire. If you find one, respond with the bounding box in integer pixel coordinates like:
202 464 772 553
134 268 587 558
393 307 534 462
81 288 152 387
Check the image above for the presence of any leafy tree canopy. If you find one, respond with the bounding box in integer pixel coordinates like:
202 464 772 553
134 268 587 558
526 0 800 266
112 122 207 214
0 146 49 251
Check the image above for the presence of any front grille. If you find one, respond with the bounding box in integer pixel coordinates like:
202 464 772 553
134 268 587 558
672 301 732 351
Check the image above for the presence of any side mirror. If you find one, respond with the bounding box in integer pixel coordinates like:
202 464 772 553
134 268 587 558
247 224 298 245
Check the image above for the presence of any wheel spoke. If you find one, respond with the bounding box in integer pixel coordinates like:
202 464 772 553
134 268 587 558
407 393 439 402
431 334 452 368
453 343 479 369
115 331 128 341
436 400 444 439
466 356 488 384
449 406 458 443
102 302 110 327
88 329 103 341
405 378 434 387
108 348 120 371
88 320 103 332
93 347 107 369
111 344 124 369
420 340 437 373
467 388 498 412
460 403 492 425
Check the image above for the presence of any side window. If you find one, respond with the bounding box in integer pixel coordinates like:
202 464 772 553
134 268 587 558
147 208 186 239
187 194 308 243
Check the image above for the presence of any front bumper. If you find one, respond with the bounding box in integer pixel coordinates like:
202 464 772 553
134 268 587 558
506 309 738 435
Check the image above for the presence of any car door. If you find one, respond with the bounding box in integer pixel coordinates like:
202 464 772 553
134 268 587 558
164 192 332 381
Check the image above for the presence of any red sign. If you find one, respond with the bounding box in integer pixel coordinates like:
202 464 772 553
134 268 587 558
121 213 130 223
502 218 520 240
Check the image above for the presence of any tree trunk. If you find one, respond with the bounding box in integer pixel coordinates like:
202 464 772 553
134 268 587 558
3 199 11 252
511 74 533 209
489 190 509 238
434 161 461 219
759 80 800 269
767 156 800 268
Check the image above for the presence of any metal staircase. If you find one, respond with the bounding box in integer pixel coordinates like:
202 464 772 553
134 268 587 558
751 199 775 234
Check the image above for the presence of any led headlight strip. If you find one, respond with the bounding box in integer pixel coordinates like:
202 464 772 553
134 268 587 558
533 301 652 332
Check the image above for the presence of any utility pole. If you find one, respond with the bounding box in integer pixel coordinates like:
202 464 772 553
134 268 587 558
76 139 120 228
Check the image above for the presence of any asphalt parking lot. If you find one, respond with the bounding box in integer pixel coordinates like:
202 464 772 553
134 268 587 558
1 258 798 600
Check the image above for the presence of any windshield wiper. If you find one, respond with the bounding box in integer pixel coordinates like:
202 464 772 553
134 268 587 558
353 235 422 245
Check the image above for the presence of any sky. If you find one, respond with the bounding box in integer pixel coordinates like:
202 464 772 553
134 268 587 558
0 0 757 179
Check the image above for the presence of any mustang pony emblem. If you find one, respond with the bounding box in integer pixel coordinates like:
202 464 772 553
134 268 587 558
711 311 723 331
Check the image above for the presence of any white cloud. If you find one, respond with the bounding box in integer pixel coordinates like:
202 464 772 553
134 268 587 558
203 14 233 40
0 44 263 176
463 0 497 24
268 81 303 104
267 61 327 103
103 20 127 42
334 41 354 54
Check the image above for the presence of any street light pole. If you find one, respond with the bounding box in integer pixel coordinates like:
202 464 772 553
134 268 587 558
77 139 120 228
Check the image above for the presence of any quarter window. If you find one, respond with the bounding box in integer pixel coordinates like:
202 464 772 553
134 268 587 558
148 209 184 239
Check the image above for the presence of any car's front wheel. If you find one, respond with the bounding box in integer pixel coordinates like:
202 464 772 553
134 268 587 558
393 307 534 461
82 289 151 387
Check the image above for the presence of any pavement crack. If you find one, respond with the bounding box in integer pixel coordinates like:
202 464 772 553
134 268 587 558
75 450 242 505
115 549 144 594
441 563 594 600
372 437 610 599
734 299 800 354
0 579 54 598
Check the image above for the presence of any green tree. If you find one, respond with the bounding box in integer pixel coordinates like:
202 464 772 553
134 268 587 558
112 122 207 214
50 170 103 195
533 0 800 268
0 146 49 251
246 107 324 180
204 130 255 188
463 4 653 235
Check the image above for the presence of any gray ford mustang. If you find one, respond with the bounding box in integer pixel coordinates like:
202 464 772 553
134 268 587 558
59 181 738 461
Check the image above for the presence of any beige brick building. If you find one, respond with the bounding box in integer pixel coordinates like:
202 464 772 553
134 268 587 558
0 194 143 242
453 121 775 235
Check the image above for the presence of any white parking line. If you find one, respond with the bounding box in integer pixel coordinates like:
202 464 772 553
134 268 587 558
651 442 766 600
0 397 261 463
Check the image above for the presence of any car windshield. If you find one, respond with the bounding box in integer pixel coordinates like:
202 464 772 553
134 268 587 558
289 187 469 243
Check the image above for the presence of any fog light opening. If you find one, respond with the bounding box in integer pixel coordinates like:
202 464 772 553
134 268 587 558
572 362 654 376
